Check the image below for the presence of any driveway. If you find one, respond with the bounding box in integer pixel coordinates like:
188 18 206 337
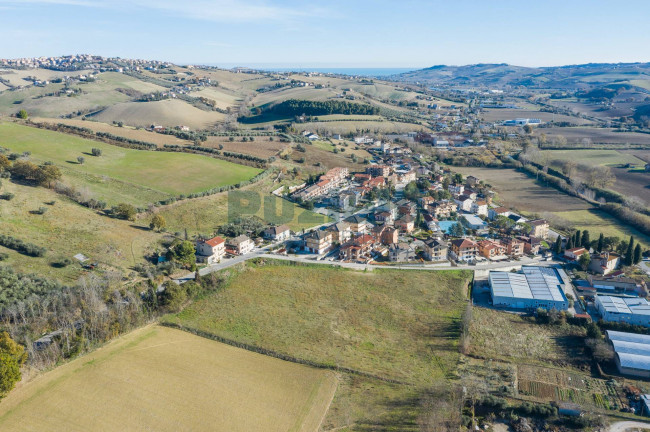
608 421 650 432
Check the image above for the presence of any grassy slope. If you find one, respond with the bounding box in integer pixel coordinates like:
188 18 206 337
553 209 650 248
0 122 261 206
157 175 328 235
541 149 646 167
0 325 338 432
163 261 472 429
0 181 160 282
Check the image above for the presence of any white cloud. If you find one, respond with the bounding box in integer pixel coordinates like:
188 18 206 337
0 0 316 22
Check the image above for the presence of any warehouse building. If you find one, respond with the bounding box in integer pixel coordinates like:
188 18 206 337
606 330 650 378
489 266 569 311
595 296 650 328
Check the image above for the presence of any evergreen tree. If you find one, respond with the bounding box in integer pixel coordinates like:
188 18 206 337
566 236 574 250
574 230 581 247
581 230 590 249
554 236 562 255
597 233 604 253
625 236 635 266
634 244 642 265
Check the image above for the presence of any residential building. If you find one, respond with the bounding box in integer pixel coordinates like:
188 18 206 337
339 234 374 261
304 230 333 254
397 201 417 216
488 206 510 221
429 200 455 218
327 222 352 244
263 225 291 242
423 238 448 261
380 226 399 245
395 215 415 233
529 219 550 239
374 211 394 225
589 252 621 275
449 238 479 262
489 266 569 311
519 236 542 255
389 242 416 262
596 296 650 328
606 331 650 378
466 175 479 188
195 236 226 264
448 183 465 196
478 240 507 260
345 215 371 234
471 200 488 216
502 237 525 257
379 202 399 219
226 235 254 256
564 247 588 261
418 196 435 210
455 196 474 212
366 165 391 178
292 167 348 201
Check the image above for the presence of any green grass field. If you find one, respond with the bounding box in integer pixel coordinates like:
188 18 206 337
552 209 650 248
0 122 261 206
0 325 338 432
0 181 161 282
163 260 472 429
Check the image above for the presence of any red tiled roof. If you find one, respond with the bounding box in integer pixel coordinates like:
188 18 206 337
204 236 225 247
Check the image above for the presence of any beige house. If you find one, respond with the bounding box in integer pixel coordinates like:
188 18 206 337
423 238 448 261
589 252 621 275
529 219 549 239
395 215 415 233
196 236 226 264
564 247 587 261
226 235 255 256
502 237 524 257
304 230 333 255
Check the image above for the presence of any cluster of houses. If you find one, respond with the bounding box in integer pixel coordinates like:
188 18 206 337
291 165 555 265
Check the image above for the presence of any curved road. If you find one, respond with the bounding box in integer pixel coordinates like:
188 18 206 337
609 421 650 432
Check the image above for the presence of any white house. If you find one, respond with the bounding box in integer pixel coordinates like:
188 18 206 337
471 200 488 216
196 236 226 264
263 225 291 242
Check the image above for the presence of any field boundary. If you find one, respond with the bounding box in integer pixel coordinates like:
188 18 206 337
161 322 412 385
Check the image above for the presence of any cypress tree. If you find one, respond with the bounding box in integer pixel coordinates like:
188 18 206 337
566 236 574 250
574 230 581 246
554 236 562 255
597 233 604 253
634 244 642 265
581 230 590 249
625 236 635 266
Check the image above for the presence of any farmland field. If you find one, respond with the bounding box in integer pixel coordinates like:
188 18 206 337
480 108 592 125
91 99 226 129
535 127 650 146
33 117 192 147
203 135 288 159
451 166 591 213
468 308 587 367
0 122 261 206
163 260 473 429
0 325 338 432
540 150 650 204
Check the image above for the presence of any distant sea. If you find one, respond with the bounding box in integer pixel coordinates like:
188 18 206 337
208 65 416 77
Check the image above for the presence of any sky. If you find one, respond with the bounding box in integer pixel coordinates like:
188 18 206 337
1 0 649 69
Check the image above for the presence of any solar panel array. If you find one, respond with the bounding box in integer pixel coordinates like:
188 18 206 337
490 267 565 302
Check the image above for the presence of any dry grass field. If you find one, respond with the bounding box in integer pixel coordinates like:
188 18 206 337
0 181 161 282
203 135 288 159
92 99 226 129
451 166 591 213
468 308 587 367
0 325 338 432
163 261 473 429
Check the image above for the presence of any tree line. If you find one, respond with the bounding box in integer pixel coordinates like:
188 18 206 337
252 99 380 118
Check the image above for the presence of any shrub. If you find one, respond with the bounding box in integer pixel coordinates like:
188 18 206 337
0 193 14 201
91 148 102 156
0 234 46 257
51 257 73 268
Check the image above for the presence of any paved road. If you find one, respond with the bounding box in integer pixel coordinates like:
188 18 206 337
608 421 650 432
174 251 560 284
